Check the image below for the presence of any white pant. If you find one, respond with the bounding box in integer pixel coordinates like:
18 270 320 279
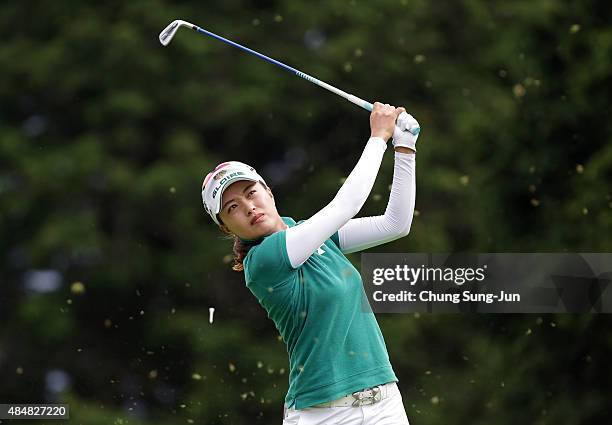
282 382 410 425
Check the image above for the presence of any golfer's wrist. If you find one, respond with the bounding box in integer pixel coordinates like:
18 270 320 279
394 146 415 154
370 132 391 143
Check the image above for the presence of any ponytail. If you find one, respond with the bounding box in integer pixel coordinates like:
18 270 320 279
218 223 257 272
230 236 251 272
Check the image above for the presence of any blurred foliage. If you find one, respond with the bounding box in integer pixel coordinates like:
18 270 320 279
0 0 611 424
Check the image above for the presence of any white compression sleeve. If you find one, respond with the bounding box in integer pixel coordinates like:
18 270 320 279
337 151 416 253
285 137 387 268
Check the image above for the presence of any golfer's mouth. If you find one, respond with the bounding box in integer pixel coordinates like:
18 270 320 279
251 213 265 225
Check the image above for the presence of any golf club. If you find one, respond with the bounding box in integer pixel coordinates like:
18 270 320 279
159 19 420 136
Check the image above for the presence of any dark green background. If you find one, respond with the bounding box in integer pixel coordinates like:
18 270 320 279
1 1 610 424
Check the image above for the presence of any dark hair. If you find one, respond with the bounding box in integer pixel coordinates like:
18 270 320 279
218 180 271 272
230 236 250 272
217 222 251 272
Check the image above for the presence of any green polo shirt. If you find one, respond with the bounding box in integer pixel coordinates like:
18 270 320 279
243 217 398 410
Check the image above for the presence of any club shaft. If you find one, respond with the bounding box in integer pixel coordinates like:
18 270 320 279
191 25 373 112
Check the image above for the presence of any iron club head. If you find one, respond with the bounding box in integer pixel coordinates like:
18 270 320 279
159 20 196 46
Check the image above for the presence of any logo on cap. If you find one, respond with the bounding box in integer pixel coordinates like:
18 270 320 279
211 171 247 199
213 170 228 180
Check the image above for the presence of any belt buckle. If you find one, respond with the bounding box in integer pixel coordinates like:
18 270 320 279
351 385 381 406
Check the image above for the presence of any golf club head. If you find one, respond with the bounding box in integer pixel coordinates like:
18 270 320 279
159 20 195 46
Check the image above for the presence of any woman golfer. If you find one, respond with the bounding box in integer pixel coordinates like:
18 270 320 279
202 102 418 424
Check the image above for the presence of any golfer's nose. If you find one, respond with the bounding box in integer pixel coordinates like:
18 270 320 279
246 205 256 216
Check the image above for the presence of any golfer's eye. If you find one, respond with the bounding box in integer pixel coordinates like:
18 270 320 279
227 204 237 213
247 189 257 198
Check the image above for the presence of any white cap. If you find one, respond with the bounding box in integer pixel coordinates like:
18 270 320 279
201 161 267 225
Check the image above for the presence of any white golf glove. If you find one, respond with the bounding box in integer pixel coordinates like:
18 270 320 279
392 112 420 152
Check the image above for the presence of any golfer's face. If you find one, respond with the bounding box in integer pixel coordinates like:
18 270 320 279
218 180 278 239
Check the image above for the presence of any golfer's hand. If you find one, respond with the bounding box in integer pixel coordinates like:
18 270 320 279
392 111 420 153
370 103 404 142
